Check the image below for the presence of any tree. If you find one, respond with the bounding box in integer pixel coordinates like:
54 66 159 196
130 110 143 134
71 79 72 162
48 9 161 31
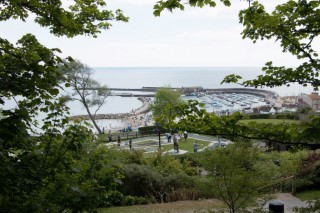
201 143 280 213
0 0 128 211
222 0 320 91
153 0 231 16
149 86 186 127
153 0 320 146
60 60 110 134
154 0 320 91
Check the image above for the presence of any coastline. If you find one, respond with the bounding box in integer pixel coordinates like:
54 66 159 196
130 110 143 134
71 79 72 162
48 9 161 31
70 97 153 132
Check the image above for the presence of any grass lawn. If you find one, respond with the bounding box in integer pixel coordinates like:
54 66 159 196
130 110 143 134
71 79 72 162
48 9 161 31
161 138 212 153
295 190 320 201
240 119 301 125
139 138 213 157
98 199 224 213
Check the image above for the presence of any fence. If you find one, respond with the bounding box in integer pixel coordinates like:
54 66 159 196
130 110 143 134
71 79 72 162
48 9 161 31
104 130 167 142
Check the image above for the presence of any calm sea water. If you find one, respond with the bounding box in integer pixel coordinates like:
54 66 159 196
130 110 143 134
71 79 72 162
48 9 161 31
92 67 313 96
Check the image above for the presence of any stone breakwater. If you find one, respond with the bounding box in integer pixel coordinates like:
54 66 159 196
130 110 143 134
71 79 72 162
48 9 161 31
69 97 151 121
70 113 131 121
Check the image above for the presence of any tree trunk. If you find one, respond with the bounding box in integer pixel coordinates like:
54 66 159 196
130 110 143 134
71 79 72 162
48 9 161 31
82 99 102 134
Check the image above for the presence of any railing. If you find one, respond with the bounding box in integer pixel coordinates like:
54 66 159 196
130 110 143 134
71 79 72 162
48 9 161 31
103 130 167 142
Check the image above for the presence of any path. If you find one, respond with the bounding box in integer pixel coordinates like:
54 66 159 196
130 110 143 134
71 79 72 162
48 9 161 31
104 134 225 155
266 193 308 212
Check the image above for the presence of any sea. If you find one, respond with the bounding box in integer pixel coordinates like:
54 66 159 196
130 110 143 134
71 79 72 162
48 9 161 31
91 67 313 96
4 67 315 133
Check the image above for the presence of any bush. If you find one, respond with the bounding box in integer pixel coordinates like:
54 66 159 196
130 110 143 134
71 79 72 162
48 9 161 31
138 126 166 132
118 161 199 203
296 150 320 191
104 191 125 207
101 191 149 207
248 114 271 119
274 113 298 120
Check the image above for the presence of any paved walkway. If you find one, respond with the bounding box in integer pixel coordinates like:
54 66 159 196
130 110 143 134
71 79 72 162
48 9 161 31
104 133 231 155
263 193 308 212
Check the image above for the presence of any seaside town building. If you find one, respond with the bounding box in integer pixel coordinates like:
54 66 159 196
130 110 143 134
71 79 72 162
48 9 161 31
300 92 320 111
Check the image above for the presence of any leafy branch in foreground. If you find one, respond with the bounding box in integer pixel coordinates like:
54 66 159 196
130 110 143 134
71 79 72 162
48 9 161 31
153 0 231 16
0 0 128 211
223 0 320 91
174 100 320 145
0 0 128 38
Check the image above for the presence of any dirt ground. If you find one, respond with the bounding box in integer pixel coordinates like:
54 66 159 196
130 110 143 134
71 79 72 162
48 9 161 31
99 199 224 213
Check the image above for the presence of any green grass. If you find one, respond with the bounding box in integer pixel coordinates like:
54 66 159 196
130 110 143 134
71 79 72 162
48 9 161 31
295 190 320 201
240 119 301 125
161 138 211 153
139 138 213 157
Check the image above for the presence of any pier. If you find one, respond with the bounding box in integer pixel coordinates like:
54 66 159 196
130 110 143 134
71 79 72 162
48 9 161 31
85 87 278 99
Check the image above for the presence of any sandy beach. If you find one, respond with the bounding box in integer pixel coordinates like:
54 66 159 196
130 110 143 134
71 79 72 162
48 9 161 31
111 97 154 131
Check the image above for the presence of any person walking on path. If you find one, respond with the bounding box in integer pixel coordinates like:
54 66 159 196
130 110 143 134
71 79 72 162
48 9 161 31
108 133 112 142
117 133 121 146
183 131 188 141
173 135 179 153
129 139 132 150
193 140 198 153
173 134 177 144
176 141 179 153
167 133 171 143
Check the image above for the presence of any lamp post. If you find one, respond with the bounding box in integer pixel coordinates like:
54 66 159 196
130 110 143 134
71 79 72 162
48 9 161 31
156 123 161 149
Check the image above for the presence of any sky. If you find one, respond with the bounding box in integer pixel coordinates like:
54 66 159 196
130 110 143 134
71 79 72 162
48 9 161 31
0 0 304 67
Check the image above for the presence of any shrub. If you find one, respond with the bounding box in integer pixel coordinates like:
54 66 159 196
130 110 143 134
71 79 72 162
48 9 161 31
297 151 320 191
118 162 199 203
248 114 271 119
101 191 149 207
274 113 298 120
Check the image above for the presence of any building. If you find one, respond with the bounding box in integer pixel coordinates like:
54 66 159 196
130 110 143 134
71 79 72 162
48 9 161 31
301 92 320 111
252 106 279 114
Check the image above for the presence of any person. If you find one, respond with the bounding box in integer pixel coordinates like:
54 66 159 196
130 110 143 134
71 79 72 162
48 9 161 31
108 133 112 142
173 134 177 145
183 131 188 141
173 135 179 153
176 141 179 153
129 139 132 150
167 133 171 143
117 133 121 146
193 140 198 153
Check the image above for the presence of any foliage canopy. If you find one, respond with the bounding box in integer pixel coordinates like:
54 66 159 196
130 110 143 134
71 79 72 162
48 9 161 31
60 60 110 134
0 0 127 211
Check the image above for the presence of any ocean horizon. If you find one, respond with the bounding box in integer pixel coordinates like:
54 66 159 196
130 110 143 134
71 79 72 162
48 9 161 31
91 67 314 96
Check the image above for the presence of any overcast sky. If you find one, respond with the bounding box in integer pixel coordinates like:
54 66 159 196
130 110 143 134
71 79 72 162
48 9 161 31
0 0 303 67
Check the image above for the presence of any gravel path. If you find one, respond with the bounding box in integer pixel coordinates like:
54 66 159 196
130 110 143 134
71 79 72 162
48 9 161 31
263 193 308 212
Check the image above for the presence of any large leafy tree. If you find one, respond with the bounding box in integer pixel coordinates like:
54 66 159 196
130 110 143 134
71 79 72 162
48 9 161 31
154 0 320 90
153 1 320 145
149 86 186 127
60 60 110 134
0 0 128 211
200 143 280 213
0 0 128 128
222 0 320 91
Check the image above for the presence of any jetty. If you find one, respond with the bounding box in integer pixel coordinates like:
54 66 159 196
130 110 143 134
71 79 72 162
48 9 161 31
84 86 278 99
